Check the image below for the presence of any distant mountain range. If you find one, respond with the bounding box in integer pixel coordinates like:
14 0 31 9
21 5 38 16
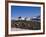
31 16 40 22
11 16 40 22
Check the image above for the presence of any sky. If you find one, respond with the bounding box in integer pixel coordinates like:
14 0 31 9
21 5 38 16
11 6 41 19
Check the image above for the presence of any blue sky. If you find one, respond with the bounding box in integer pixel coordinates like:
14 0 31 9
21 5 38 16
11 6 41 18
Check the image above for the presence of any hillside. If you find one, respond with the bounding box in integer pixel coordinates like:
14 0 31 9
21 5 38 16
11 20 40 30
